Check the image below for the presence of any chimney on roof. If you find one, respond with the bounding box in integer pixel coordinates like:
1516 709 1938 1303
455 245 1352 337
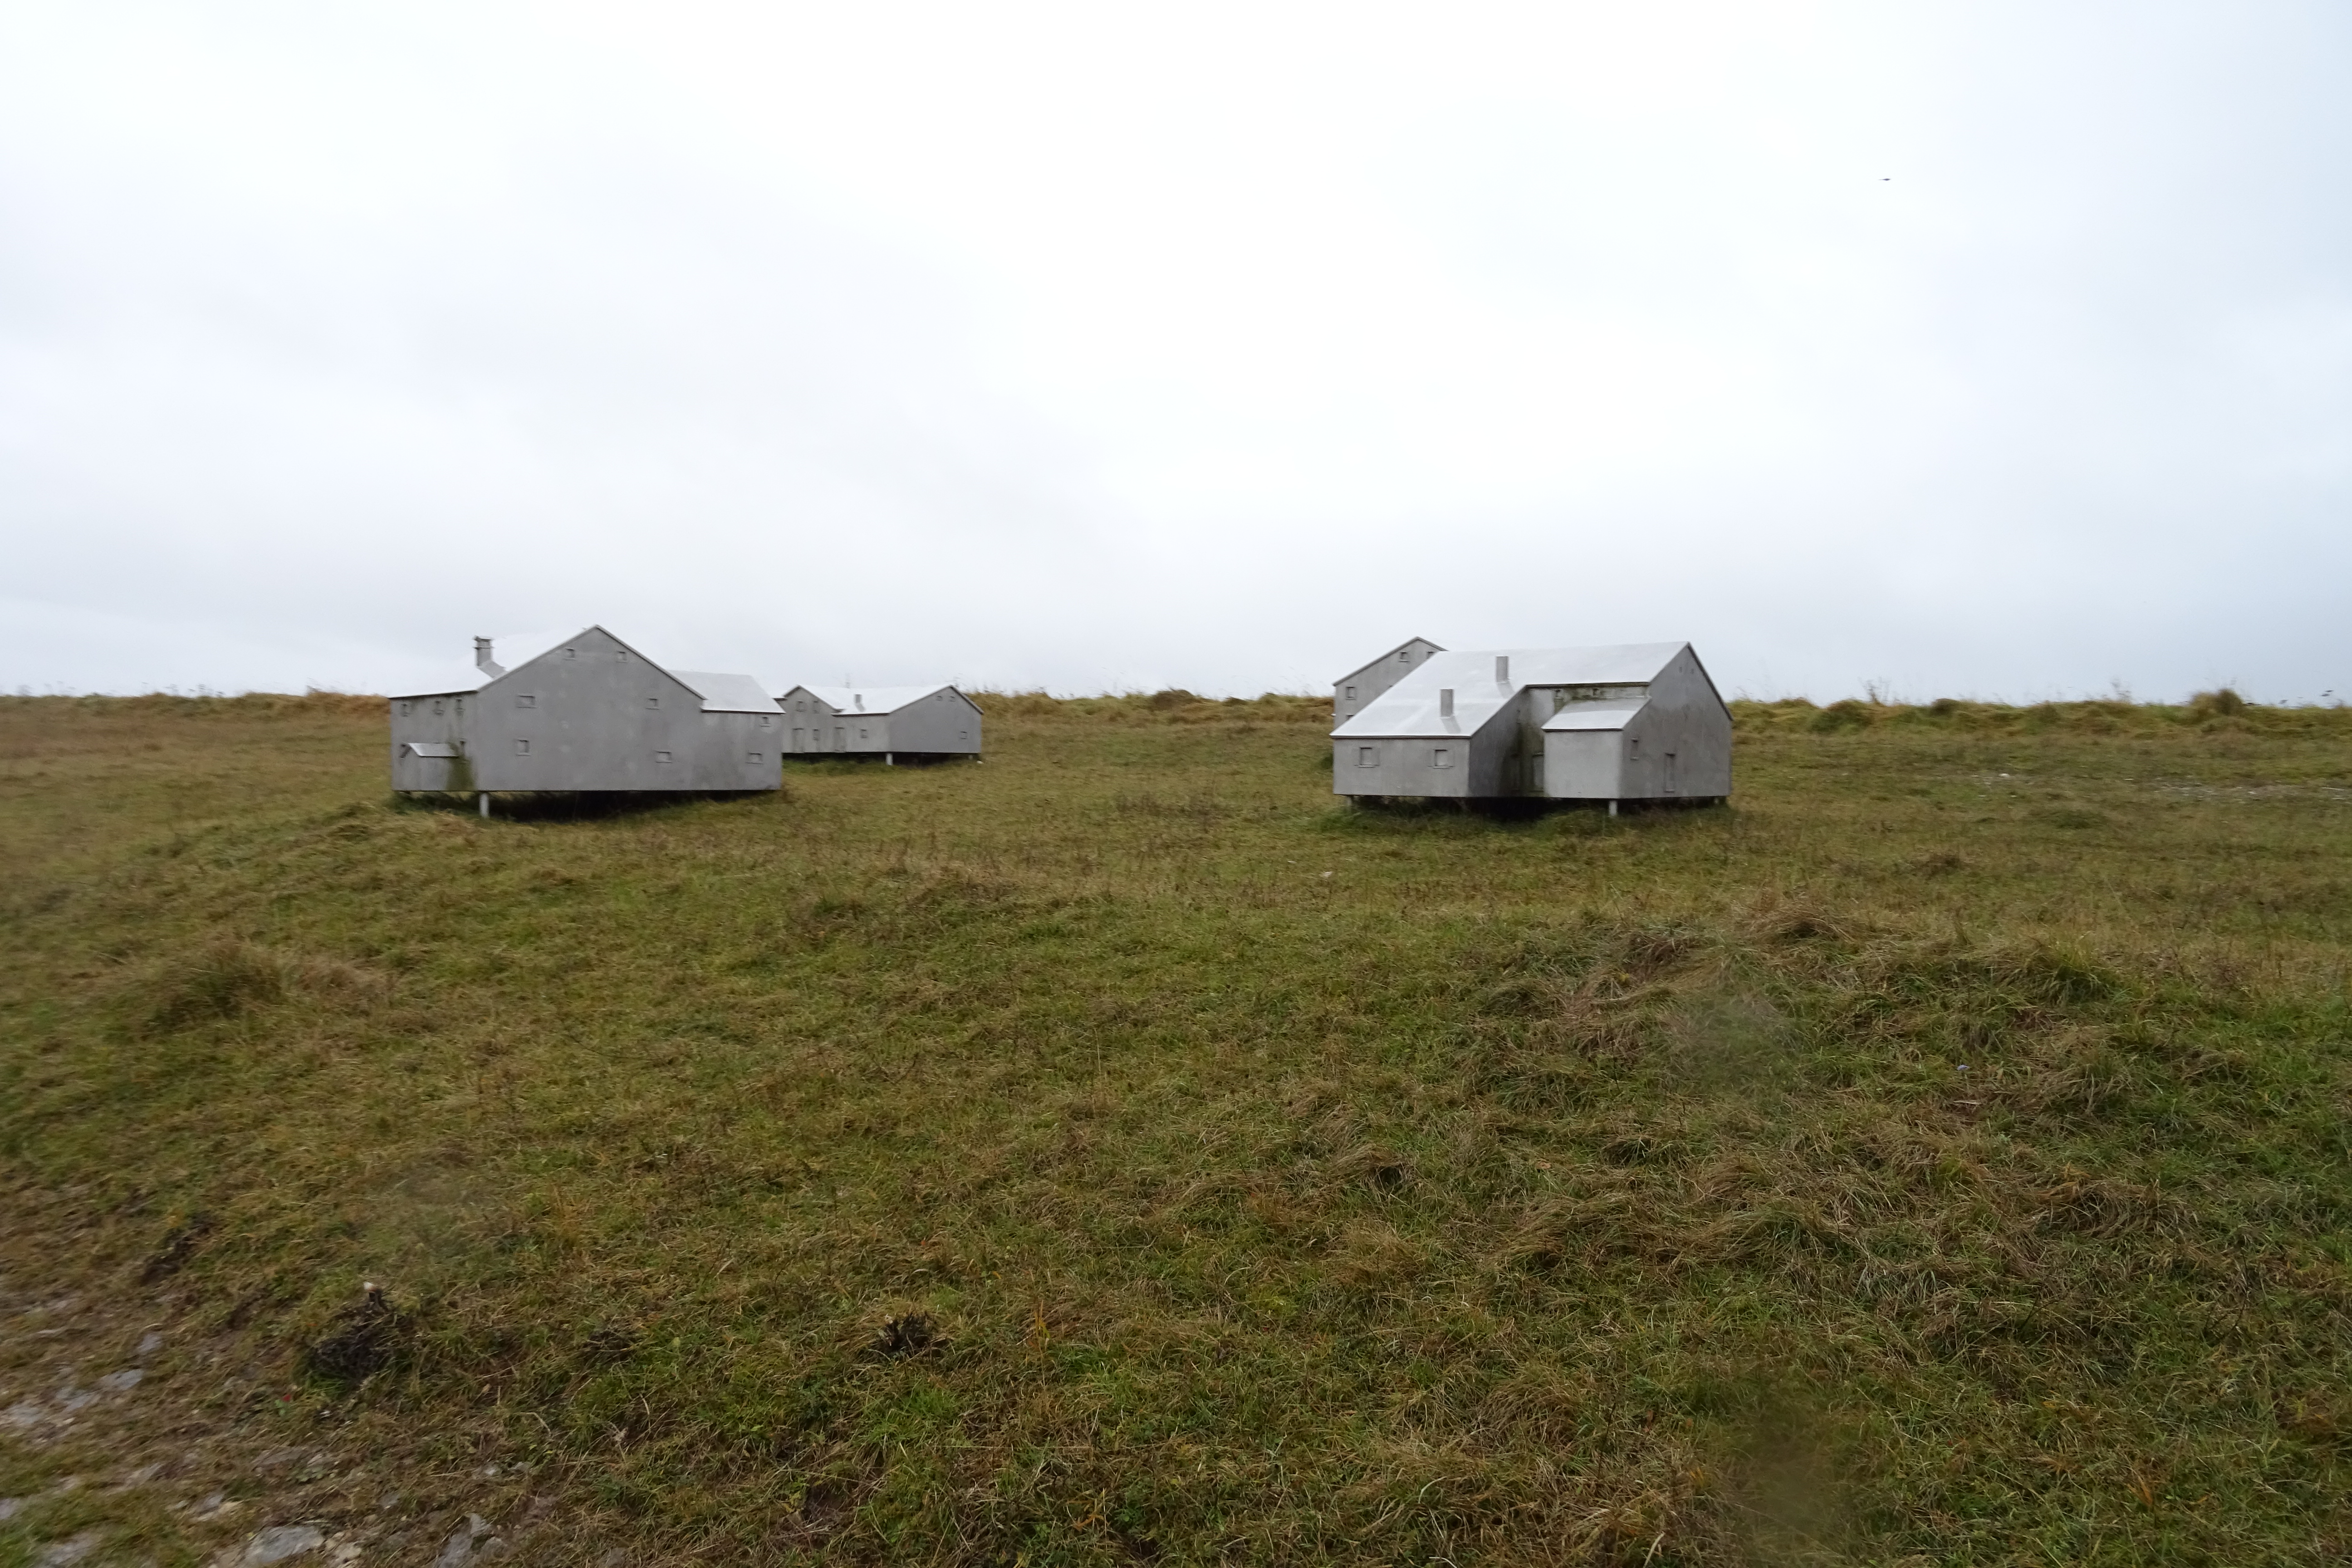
1439 688 1454 718
1495 655 1510 684
474 637 506 678
854 693 864 711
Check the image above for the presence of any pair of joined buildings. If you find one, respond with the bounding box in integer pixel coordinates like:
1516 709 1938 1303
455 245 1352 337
1330 638 1733 806
389 627 980 803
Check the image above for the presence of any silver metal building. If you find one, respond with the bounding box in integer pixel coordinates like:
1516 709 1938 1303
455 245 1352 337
774 684 983 763
1333 636 1444 725
390 626 784 806
1331 642 1731 807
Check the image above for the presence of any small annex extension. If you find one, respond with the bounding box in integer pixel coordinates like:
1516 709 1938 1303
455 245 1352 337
391 626 784 810
1331 641 1731 808
774 684 982 763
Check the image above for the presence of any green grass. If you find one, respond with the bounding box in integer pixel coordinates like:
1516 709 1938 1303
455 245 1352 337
3 690 2350 1564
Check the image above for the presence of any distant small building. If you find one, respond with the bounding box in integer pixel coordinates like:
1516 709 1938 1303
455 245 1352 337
774 684 983 762
390 626 783 805
1331 642 1730 806
1334 636 1444 725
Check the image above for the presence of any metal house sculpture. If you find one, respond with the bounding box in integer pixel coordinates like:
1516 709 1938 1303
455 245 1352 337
774 684 983 763
1330 642 1731 808
391 627 784 810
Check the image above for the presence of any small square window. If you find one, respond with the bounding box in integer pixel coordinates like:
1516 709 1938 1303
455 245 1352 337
515 739 530 755
399 701 412 715
1345 685 1357 700
432 700 444 715
564 648 576 659
645 696 659 708
655 750 673 764
1398 651 1409 663
455 700 463 715
859 728 869 740
1432 747 1452 769
516 694 534 708
746 751 762 764
1357 746 1378 767
759 715 771 728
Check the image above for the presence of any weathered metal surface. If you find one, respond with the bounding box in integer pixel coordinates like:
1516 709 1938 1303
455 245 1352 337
389 626 784 794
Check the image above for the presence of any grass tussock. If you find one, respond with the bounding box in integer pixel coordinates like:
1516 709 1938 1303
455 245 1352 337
2 691 2350 1564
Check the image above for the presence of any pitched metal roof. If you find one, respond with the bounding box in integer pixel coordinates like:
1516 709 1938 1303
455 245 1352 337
672 671 783 715
392 629 777 711
1331 643 1687 739
794 684 961 715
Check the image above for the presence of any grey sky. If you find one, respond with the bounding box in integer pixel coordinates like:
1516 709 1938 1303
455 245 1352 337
4 2 2347 701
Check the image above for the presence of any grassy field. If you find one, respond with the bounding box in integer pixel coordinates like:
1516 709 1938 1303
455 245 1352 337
2 689 2349 1566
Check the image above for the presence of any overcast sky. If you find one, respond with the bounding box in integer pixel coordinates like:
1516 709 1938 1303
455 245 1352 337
3 2 2347 701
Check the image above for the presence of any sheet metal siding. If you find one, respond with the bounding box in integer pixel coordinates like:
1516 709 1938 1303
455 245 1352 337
1642 646 1733 798
1332 704 1508 797
1544 730 1625 798
389 691 477 789
1333 637 1443 725
778 688 838 752
1538 649 1730 800
885 689 983 755
391 626 783 792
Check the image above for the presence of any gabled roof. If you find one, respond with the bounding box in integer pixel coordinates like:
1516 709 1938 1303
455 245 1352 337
1332 643 1688 739
392 626 774 710
1333 636 1444 686
792 683 965 716
673 672 783 715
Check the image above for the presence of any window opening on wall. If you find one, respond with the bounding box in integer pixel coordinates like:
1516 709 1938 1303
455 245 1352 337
1432 748 1452 769
515 740 529 755
654 750 672 763
1357 746 1378 767
564 648 576 659
517 695 534 708
747 752 762 764
1345 685 1357 700
644 696 659 708
399 701 412 715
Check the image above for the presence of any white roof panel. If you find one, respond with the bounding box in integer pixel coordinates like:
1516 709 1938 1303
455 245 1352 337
673 671 783 714
1332 643 1685 739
